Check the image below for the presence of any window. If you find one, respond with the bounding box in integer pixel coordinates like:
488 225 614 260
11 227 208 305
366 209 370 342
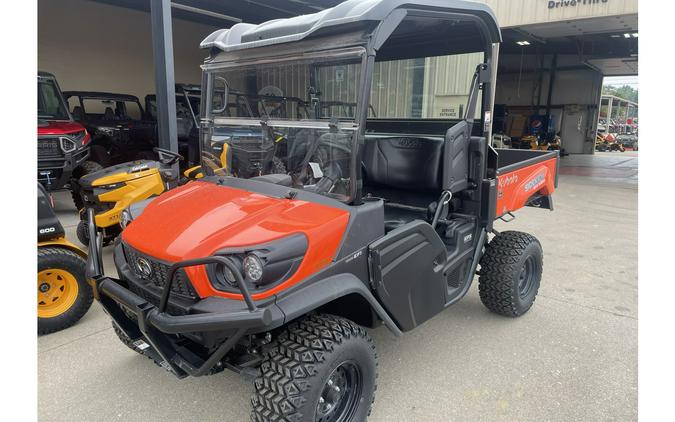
369 52 484 120
81 98 143 120
38 80 69 120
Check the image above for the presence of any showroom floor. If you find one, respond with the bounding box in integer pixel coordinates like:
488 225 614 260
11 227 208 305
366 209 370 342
38 152 638 422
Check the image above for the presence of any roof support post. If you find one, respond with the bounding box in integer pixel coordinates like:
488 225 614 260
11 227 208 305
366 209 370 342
545 54 557 133
607 96 614 129
150 0 178 159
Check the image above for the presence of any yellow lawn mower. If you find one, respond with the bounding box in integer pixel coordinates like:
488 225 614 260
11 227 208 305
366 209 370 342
38 184 93 334
72 148 183 246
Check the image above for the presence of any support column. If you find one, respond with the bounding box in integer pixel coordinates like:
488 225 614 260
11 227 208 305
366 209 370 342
150 0 178 158
544 54 558 134
607 97 614 132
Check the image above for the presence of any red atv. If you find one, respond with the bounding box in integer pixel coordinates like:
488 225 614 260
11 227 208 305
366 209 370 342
87 1 559 420
38 72 102 208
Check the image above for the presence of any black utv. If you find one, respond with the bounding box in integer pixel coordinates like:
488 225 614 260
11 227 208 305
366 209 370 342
64 91 157 166
144 83 202 166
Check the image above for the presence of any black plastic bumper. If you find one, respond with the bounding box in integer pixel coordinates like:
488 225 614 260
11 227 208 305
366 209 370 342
85 209 279 378
38 147 89 190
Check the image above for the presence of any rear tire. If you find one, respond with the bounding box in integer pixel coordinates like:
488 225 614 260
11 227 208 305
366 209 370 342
251 314 377 422
76 220 89 245
478 231 543 317
38 247 93 335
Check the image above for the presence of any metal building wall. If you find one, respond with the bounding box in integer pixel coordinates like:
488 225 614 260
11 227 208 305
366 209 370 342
473 0 639 28
370 60 416 118
422 52 483 118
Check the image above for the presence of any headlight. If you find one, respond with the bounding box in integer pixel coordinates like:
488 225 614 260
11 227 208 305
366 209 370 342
59 136 77 153
243 253 264 282
207 234 308 293
120 209 133 229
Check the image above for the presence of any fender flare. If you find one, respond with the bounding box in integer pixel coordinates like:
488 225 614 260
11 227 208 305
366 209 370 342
38 237 87 259
274 273 402 337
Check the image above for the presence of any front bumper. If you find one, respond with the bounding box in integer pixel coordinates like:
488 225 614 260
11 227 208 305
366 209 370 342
38 146 89 190
85 210 283 378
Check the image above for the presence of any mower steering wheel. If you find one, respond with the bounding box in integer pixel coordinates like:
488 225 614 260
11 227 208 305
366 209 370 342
153 147 183 165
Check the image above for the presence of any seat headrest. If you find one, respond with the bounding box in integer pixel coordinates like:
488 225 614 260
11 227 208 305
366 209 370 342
72 106 85 120
103 107 116 120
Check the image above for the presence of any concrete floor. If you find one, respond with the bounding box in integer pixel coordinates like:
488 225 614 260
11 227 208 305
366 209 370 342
38 152 638 422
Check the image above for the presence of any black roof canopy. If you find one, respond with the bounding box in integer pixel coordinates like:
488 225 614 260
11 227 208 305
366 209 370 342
201 0 501 62
63 91 141 102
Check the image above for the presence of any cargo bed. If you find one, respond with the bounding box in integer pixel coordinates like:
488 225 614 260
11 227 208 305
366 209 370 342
494 149 559 217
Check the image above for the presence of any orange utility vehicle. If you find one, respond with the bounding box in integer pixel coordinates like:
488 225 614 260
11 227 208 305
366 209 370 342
86 1 558 420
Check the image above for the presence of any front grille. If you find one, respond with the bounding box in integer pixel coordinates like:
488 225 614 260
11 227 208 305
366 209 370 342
122 243 198 300
38 136 64 159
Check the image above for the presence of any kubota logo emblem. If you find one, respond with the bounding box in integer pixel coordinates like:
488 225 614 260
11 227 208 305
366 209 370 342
499 174 518 188
135 257 152 278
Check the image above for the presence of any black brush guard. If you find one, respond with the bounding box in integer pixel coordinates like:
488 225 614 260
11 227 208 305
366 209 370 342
85 208 272 378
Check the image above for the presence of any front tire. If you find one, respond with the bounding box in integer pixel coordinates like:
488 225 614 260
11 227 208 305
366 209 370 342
76 219 90 245
251 314 378 422
478 231 543 317
76 218 116 246
38 247 93 335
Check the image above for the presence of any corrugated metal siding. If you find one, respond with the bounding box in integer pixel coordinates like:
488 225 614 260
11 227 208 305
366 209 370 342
316 63 361 106
257 63 310 99
422 52 483 118
472 0 638 28
370 60 416 118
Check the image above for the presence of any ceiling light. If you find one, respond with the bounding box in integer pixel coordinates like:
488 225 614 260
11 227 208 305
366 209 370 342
632 33 638 38
623 33 631 38
516 41 531 46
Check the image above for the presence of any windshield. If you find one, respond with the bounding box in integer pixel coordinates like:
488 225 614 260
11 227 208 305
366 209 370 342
146 94 200 123
38 78 69 120
69 97 143 121
201 49 365 202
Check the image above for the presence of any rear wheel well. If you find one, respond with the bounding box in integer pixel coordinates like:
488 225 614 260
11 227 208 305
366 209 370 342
315 293 378 328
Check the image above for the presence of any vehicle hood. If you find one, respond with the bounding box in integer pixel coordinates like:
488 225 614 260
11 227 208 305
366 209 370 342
121 180 350 263
38 120 85 136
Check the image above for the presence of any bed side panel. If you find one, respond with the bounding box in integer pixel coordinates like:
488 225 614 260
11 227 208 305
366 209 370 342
496 157 557 217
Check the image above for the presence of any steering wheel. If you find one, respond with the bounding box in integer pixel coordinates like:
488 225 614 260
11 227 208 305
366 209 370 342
153 147 183 165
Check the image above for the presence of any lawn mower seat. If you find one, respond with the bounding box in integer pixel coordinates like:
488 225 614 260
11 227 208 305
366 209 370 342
362 136 444 231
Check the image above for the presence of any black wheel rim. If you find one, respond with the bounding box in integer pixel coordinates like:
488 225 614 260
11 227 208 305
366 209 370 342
315 361 362 422
517 255 537 299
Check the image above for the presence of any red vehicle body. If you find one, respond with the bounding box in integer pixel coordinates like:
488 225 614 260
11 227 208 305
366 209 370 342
122 181 350 300
38 72 93 191
496 151 558 217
